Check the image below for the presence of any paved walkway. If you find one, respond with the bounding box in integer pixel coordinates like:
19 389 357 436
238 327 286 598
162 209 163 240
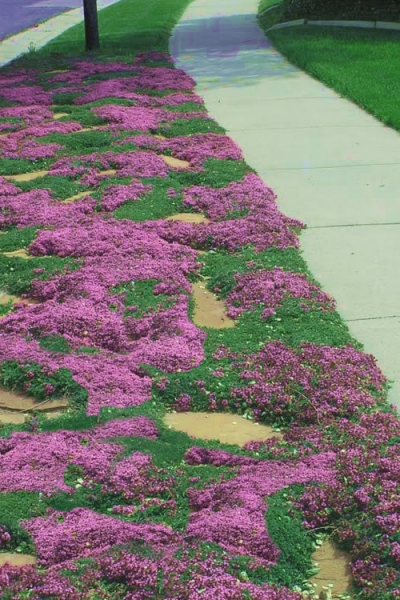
0 0 120 67
170 0 400 410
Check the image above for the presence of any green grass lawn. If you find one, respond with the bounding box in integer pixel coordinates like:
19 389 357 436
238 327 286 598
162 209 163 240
257 7 400 132
8 0 194 71
259 0 282 13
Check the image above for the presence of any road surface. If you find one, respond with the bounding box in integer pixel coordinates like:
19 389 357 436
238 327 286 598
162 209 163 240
0 0 83 40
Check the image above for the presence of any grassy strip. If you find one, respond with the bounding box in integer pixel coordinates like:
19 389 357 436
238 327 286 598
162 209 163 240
257 5 400 131
7 0 195 71
277 0 400 23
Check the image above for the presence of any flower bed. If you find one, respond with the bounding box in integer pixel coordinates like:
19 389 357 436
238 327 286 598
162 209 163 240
0 52 398 600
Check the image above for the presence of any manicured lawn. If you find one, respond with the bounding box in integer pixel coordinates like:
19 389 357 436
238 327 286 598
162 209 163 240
258 11 400 131
259 0 282 13
9 0 195 69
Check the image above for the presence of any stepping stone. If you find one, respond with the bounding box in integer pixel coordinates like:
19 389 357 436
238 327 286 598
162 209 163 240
4 170 49 182
191 280 234 329
63 191 93 203
164 412 282 447
310 540 352 598
0 387 69 412
2 249 34 259
0 409 64 425
165 213 209 224
0 553 36 567
161 155 190 169
0 292 40 310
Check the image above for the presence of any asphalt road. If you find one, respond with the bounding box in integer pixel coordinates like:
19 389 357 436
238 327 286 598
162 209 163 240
0 0 83 40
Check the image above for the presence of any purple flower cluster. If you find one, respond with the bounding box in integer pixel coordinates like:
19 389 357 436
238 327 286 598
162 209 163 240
0 105 53 127
0 543 303 599
0 187 98 228
0 120 81 159
186 449 335 565
93 103 208 132
151 174 304 252
0 210 204 412
225 267 335 319
129 132 243 166
0 416 158 494
24 508 176 565
49 149 169 179
0 84 52 105
0 526 11 548
75 80 203 106
227 341 386 423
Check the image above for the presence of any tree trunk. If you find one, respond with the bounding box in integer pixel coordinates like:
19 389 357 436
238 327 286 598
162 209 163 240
83 0 100 51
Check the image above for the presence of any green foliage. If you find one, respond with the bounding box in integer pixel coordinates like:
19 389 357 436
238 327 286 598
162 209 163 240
114 178 184 221
172 158 252 188
164 102 207 113
258 0 285 29
37 130 114 154
280 0 400 22
50 105 106 127
0 227 38 252
111 279 176 318
157 117 226 138
39 409 97 433
0 360 87 407
0 254 80 296
202 247 309 298
52 92 82 104
16 175 86 200
0 491 45 553
38 335 71 354
82 70 138 82
0 157 51 176
266 486 314 587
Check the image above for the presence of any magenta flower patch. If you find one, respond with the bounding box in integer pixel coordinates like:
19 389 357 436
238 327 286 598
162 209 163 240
24 508 176 566
93 103 206 132
0 416 157 494
225 267 336 319
0 85 52 105
130 132 243 166
228 341 386 423
186 450 335 565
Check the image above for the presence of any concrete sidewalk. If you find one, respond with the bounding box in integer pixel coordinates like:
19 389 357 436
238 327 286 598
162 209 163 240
0 0 121 68
170 0 400 410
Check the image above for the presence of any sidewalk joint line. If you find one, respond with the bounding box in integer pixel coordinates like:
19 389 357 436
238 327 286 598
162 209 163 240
263 161 400 171
307 222 400 229
345 315 400 322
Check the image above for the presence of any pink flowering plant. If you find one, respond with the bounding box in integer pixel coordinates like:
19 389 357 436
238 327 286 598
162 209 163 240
0 45 398 600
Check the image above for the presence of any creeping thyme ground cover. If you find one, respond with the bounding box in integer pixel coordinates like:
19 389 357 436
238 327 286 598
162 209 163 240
0 6 399 600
